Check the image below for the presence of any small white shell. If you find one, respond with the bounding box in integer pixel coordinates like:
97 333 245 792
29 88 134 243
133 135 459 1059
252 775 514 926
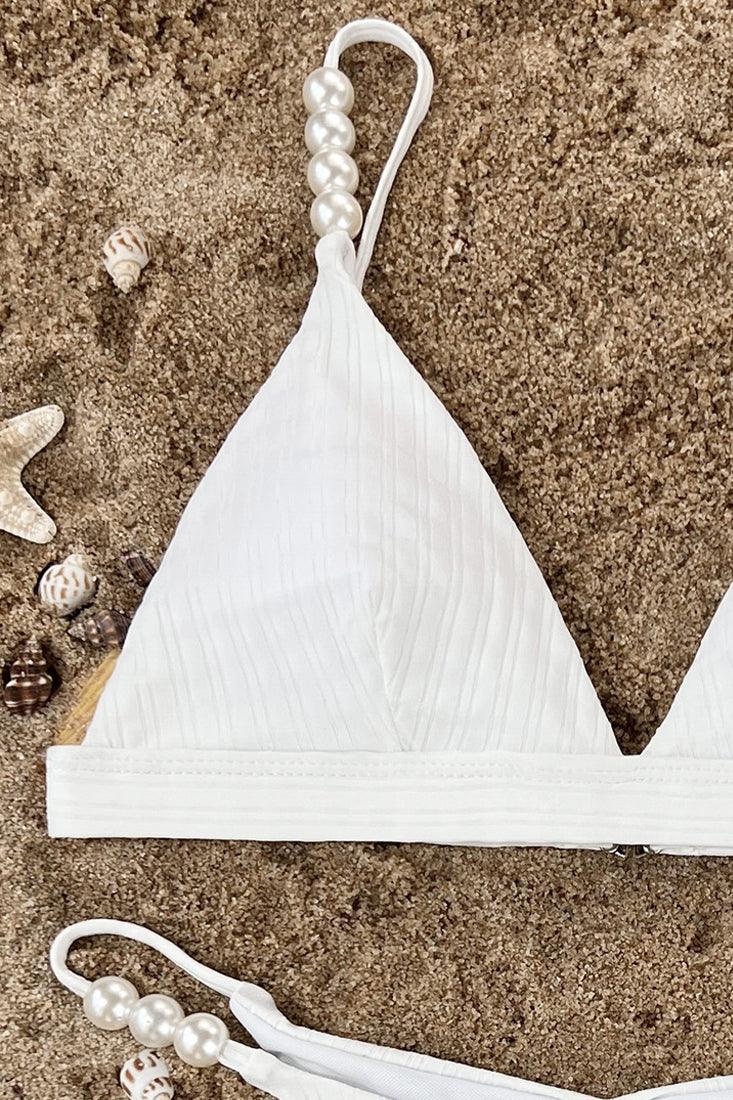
103 225 151 293
38 552 98 616
120 1050 174 1100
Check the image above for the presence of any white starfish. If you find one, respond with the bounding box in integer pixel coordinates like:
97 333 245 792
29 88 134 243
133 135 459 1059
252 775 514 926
0 405 64 544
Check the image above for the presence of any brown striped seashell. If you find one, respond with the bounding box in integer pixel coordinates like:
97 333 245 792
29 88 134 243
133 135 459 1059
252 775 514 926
38 553 98 616
103 225 151 293
120 1049 174 1100
84 609 130 648
3 637 54 715
122 550 157 588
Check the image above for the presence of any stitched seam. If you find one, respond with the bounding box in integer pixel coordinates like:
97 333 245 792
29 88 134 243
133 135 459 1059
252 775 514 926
49 761 733 783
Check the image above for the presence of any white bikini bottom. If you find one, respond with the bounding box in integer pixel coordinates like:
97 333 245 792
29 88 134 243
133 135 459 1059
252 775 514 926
51 920 733 1100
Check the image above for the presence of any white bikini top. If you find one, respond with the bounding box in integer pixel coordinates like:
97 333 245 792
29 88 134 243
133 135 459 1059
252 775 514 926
46 19 732 854
48 919 733 1100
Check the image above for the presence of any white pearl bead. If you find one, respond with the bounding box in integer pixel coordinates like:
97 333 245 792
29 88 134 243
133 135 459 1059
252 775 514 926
173 1012 229 1068
305 109 355 155
83 976 139 1031
128 993 184 1047
307 149 359 196
310 191 363 239
303 67 354 115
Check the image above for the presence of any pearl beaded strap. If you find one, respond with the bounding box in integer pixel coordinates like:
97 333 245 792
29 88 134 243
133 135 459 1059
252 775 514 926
51 919 237 1068
50 919 383 1097
303 18 434 290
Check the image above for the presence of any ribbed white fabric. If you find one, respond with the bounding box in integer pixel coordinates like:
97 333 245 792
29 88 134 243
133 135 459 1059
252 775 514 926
45 19 733 853
644 586 732 760
51 921 733 1100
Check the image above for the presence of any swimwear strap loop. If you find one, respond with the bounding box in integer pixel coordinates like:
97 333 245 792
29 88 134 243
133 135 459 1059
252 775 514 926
324 18 433 289
50 920 381 1098
49 918 239 999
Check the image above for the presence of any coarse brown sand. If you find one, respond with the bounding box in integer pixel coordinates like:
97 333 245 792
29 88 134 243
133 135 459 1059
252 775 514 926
1 1 731 1098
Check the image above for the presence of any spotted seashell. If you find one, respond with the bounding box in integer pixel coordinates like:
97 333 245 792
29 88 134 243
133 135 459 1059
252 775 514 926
120 1050 174 1100
38 553 98 616
103 225 151 293
3 637 54 715
122 549 157 588
84 609 130 648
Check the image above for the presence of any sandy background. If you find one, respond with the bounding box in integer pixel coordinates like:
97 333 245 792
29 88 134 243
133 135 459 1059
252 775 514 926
1 0 732 1097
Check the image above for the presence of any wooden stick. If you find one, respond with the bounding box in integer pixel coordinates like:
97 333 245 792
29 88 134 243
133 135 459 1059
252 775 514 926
56 652 119 745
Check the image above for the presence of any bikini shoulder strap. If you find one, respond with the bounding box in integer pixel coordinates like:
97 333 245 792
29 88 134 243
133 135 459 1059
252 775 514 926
50 919 380 1099
304 18 434 290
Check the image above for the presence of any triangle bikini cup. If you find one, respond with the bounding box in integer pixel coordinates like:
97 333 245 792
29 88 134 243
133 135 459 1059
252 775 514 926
46 18 732 854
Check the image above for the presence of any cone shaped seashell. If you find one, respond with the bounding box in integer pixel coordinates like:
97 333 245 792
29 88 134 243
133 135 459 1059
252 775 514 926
38 553 98 616
122 549 157 588
84 609 130 648
120 1049 174 1100
67 609 130 647
3 637 54 715
103 225 151 293
0 405 64 543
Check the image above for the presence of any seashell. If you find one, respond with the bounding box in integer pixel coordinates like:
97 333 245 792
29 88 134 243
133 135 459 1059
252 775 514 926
120 1049 174 1100
84 609 130 648
67 609 131 647
103 225 151 293
122 550 157 588
38 552 98 616
3 637 54 715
